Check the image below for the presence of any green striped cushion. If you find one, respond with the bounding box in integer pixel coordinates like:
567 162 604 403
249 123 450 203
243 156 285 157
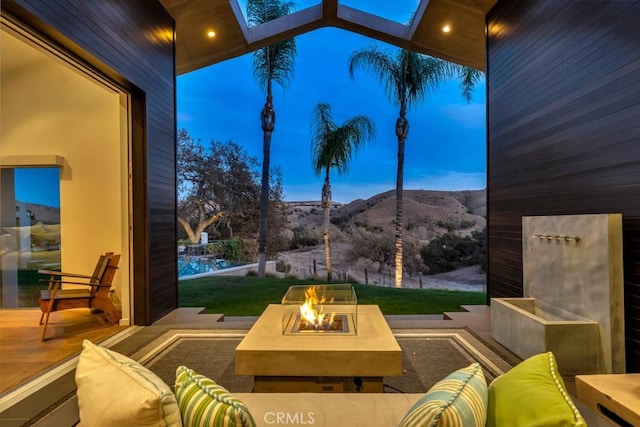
175 366 256 427
400 362 487 427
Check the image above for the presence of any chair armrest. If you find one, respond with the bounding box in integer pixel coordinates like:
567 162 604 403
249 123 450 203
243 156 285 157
92 282 113 288
38 279 113 288
38 270 92 279
38 279 93 287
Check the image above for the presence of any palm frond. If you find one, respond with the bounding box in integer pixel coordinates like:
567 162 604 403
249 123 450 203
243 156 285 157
332 115 376 175
403 53 454 107
310 102 337 175
351 46 484 111
247 0 295 26
349 46 402 106
432 60 483 102
310 102 375 177
458 67 483 101
247 0 297 91
252 39 297 91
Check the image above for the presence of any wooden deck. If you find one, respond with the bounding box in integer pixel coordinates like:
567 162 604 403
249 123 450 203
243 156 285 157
0 308 125 395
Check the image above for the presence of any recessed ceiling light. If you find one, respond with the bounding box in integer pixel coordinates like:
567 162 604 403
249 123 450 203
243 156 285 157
442 25 451 33
207 30 216 38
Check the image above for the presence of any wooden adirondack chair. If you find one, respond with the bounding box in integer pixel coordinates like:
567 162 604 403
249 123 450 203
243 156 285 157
38 252 121 342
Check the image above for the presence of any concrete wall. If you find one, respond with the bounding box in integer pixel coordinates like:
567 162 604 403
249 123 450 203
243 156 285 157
522 214 625 373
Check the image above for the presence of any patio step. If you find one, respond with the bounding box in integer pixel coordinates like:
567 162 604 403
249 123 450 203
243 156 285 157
460 304 490 314
151 308 225 328
443 305 491 333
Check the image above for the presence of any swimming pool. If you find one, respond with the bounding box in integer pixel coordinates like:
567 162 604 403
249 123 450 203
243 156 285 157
177 256 247 278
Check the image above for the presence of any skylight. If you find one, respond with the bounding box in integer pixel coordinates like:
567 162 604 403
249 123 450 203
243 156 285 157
339 0 420 25
236 0 321 26
234 1 420 27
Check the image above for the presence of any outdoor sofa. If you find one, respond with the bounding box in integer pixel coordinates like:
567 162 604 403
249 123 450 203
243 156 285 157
72 339 587 426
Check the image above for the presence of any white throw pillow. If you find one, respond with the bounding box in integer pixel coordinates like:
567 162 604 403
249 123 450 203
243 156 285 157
75 339 182 427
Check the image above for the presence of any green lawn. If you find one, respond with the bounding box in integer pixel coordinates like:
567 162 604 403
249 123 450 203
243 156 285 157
179 276 486 316
13 251 61 307
18 270 42 307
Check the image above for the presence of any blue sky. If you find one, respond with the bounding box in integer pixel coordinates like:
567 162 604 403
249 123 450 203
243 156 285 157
14 168 60 208
178 2 486 203
14 1 486 208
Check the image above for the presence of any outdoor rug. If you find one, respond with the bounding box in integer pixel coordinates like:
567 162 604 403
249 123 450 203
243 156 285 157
130 328 515 393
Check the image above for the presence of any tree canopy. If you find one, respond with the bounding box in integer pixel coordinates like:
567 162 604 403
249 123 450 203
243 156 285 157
177 128 288 255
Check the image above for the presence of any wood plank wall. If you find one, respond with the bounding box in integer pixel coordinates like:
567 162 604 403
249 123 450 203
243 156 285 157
486 0 640 371
2 0 178 325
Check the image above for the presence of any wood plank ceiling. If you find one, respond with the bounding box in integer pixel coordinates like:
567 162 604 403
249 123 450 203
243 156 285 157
159 0 497 75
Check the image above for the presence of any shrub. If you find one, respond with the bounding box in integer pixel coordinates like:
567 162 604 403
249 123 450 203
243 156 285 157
421 228 486 274
436 221 456 232
276 260 290 273
206 239 253 261
289 226 318 249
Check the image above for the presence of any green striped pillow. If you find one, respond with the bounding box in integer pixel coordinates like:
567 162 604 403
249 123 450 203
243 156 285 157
400 362 488 427
175 366 256 427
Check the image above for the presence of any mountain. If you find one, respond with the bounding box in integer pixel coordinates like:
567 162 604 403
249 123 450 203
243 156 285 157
285 189 486 243
19 202 60 225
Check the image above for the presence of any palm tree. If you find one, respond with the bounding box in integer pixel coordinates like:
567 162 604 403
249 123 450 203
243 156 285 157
310 102 376 281
349 47 481 288
247 0 297 277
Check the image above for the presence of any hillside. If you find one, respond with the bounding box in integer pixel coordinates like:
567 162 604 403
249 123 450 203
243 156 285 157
285 189 486 244
280 189 486 287
19 202 60 225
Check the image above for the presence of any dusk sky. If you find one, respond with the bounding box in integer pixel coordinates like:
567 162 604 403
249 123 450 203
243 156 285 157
178 0 487 203
14 1 486 208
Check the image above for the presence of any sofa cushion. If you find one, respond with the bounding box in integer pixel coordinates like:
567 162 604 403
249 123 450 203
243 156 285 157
400 362 487 427
75 340 182 427
487 352 586 427
175 366 256 427
234 393 423 426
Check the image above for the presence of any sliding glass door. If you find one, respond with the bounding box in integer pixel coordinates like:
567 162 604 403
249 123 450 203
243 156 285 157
0 19 132 321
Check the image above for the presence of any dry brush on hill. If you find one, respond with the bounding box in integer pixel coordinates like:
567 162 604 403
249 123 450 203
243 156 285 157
279 189 486 287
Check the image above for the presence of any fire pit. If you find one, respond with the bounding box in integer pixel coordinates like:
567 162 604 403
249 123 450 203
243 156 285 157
235 300 402 392
281 284 357 335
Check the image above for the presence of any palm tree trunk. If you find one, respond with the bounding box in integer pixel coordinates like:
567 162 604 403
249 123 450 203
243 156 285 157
257 91 275 277
321 169 332 281
394 112 409 288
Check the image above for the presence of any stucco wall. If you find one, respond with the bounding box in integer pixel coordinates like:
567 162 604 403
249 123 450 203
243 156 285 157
0 30 128 312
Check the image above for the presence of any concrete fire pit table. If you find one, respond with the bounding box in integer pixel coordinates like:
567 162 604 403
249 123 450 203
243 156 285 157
235 304 403 392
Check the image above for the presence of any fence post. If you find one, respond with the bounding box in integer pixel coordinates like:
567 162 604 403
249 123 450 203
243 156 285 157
313 259 317 277
364 269 368 285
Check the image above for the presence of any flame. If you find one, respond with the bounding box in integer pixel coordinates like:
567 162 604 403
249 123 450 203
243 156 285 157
300 286 334 328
